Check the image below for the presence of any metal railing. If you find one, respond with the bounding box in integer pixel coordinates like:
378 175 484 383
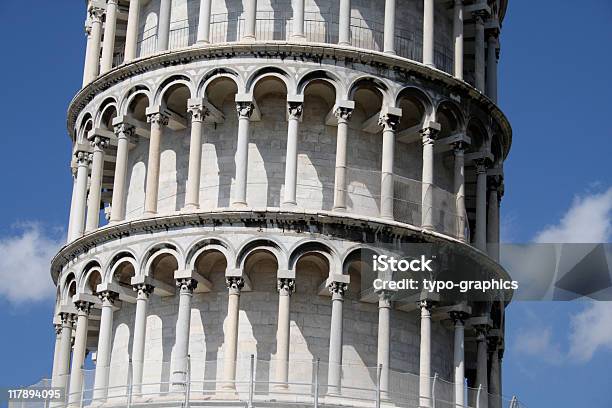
124 12 454 74
11 357 525 408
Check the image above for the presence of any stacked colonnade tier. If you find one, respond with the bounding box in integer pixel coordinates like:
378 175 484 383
51 1 512 407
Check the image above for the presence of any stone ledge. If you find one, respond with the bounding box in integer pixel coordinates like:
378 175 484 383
50 208 510 291
66 41 512 159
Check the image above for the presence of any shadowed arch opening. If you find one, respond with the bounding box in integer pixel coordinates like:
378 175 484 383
396 87 432 131
437 101 465 139
81 262 103 295
144 244 180 286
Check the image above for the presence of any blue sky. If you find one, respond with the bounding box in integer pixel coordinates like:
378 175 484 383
0 1 611 407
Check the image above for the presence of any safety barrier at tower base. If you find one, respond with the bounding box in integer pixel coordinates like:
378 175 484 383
10 358 525 408
121 12 454 75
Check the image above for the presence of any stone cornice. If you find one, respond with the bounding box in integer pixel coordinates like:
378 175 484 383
66 42 512 159
50 208 512 299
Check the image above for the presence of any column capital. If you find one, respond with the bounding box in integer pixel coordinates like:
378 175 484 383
54 323 63 336
453 140 468 153
450 310 470 324
74 300 93 315
226 276 245 294
88 5 105 23
84 21 92 36
474 159 489 174
277 278 296 296
75 150 92 166
98 290 119 306
328 281 348 299
147 111 170 126
133 283 155 299
88 135 110 150
176 278 198 294
454 0 463 5
59 311 75 326
418 298 436 311
472 10 487 25
113 122 135 138
377 290 394 308
420 126 440 146
236 101 254 119
378 112 401 131
287 101 304 121
187 102 210 122
333 106 354 122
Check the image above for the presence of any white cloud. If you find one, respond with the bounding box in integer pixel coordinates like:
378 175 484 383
0 223 63 305
568 302 612 362
514 325 564 364
534 187 612 243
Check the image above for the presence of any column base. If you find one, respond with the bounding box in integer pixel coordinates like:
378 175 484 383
383 49 397 55
231 201 248 208
182 203 200 212
290 34 306 42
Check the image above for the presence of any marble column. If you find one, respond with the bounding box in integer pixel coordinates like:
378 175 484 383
476 328 489 408
82 22 93 87
474 12 486 92
291 0 305 40
377 291 393 399
475 161 488 252
157 0 172 51
196 0 213 43
421 127 438 230
332 106 353 211
185 102 209 210
233 102 253 207
131 284 154 396
419 300 434 408
489 348 503 408
274 278 295 389
51 324 63 386
379 112 400 220
486 33 499 103
450 312 467 408
51 313 74 394
172 278 198 391
86 136 109 232
283 102 303 207
110 123 135 222
327 281 347 394
243 0 258 40
93 291 118 401
100 0 119 73
68 301 92 406
84 6 104 85
144 110 169 215
423 0 435 67
124 0 142 61
67 165 78 243
453 0 464 79
383 0 396 54
338 0 351 46
487 176 501 261
222 277 244 390
71 151 91 241
454 143 467 241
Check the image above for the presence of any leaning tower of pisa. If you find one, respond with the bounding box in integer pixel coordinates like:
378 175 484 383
49 0 513 407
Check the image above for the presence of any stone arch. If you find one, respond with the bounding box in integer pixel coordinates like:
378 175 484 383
297 69 343 98
245 66 293 94
185 237 235 271
341 245 381 297
154 74 195 106
79 261 103 295
347 75 390 105
197 67 243 98
396 86 434 127
95 97 119 130
107 251 138 288
235 238 287 271
436 99 466 138
466 116 489 152
287 240 339 275
141 243 182 286
61 272 77 304
76 113 94 144
119 85 152 118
